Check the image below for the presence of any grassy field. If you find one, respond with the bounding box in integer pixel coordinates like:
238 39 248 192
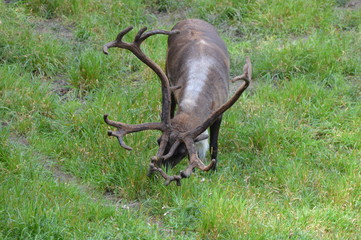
1 0 360 239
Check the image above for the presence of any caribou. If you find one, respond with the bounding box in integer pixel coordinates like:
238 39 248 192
103 19 251 186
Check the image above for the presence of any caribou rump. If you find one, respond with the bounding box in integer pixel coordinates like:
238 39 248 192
103 19 251 186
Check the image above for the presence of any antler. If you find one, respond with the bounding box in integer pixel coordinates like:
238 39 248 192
103 26 179 150
104 114 165 150
150 57 252 186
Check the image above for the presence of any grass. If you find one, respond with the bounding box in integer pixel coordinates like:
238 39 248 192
1 0 360 239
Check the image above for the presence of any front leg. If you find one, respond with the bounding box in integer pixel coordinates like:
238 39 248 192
170 92 176 119
209 116 222 170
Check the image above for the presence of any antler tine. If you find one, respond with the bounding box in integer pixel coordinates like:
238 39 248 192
185 57 252 139
137 29 180 44
160 140 180 160
103 26 134 55
151 134 170 163
104 114 164 150
134 27 148 43
149 163 182 186
180 137 216 177
150 157 215 186
116 26 134 41
232 56 252 82
149 137 216 186
107 130 133 151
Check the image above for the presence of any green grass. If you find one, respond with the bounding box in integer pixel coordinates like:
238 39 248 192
1 0 360 239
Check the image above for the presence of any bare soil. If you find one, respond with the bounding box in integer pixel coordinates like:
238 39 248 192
345 0 361 9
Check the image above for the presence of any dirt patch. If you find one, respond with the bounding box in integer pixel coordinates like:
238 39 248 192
145 6 192 28
10 135 29 146
150 9 190 27
45 162 78 183
1 121 9 128
41 157 127 207
4 0 19 3
33 18 75 41
345 0 361 9
51 74 71 97
32 18 75 97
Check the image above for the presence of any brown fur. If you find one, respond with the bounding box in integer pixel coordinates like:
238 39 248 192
163 19 230 167
166 19 229 129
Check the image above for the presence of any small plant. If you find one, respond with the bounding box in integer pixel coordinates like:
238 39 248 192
69 49 103 93
23 0 88 18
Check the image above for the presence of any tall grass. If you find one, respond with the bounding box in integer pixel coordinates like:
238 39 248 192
1 0 360 239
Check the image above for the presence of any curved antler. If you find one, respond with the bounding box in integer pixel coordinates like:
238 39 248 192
103 27 179 150
103 26 179 125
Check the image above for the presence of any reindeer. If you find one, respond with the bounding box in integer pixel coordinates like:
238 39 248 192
103 19 251 186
